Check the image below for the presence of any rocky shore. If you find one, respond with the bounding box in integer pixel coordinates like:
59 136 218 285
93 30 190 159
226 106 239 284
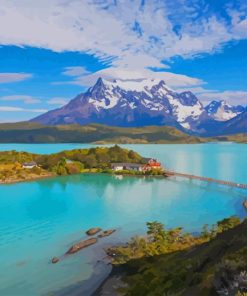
51 227 116 264
0 170 54 185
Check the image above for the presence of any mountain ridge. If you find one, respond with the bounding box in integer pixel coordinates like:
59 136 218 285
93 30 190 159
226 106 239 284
31 77 246 135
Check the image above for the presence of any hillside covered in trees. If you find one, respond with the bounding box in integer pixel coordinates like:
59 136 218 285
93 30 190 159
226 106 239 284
96 216 247 296
0 145 145 184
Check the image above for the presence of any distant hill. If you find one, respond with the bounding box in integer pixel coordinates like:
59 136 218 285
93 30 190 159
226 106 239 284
0 122 246 144
0 122 203 143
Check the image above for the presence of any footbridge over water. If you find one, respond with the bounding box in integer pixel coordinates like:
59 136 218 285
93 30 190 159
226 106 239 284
164 170 247 190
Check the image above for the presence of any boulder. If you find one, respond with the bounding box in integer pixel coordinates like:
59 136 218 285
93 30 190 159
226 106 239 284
66 238 97 254
86 227 102 236
98 229 116 238
51 257 59 264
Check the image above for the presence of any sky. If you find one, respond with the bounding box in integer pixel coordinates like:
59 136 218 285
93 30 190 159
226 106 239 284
0 0 247 122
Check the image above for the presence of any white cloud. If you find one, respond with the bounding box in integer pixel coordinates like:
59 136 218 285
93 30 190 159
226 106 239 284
0 95 40 104
66 67 204 88
0 106 47 112
0 0 247 99
47 97 68 106
62 66 89 77
0 0 245 71
175 86 247 106
0 72 32 84
197 90 247 106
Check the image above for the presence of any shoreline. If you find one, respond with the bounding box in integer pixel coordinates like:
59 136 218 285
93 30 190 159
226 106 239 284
0 172 55 185
0 171 165 185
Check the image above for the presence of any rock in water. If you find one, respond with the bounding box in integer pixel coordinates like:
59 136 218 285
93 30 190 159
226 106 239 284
51 257 59 264
86 227 102 235
98 229 116 238
66 238 97 254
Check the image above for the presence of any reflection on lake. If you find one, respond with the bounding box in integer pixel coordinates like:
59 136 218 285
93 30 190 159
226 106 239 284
0 143 246 295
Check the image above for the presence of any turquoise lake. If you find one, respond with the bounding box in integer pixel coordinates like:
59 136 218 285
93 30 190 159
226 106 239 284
0 143 246 295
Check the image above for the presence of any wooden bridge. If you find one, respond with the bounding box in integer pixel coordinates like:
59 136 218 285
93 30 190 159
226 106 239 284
164 170 247 190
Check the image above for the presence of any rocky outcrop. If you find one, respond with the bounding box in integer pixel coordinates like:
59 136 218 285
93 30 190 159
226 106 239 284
98 229 116 238
66 238 97 254
86 227 102 235
51 257 60 264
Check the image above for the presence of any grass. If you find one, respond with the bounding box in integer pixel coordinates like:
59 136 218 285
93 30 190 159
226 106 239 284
0 122 246 143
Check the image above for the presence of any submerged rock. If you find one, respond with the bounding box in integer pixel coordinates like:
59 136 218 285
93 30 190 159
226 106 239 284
98 229 116 238
51 257 59 264
66 238 97 254
86 227 102 235
244 200 247 211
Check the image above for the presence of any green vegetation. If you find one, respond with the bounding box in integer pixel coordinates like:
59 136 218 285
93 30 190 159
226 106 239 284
0 122 246 143
0 145 154 183
105 216 247 296
113 168 164 176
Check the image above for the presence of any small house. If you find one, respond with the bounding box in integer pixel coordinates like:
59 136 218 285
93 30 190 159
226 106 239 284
142 158 162 171
22 161 37 169
111 159 162 172
111 163 144 172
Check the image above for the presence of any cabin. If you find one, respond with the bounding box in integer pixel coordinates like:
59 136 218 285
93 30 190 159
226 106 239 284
142 158 162 171
22 161 37 169
111 158 162 172
111 163 144 172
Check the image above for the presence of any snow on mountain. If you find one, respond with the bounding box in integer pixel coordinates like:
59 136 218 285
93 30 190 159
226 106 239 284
31 77 245 134
82 77 205 129
205 100 245 121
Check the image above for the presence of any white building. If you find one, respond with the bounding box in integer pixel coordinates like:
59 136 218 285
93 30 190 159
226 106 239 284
22 161 37 169
111 163 144 172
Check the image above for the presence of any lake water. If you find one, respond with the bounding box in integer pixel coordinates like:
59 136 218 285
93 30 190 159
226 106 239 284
0 143 246 296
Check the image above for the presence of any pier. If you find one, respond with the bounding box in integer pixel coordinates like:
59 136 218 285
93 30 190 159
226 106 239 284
165 170 247 189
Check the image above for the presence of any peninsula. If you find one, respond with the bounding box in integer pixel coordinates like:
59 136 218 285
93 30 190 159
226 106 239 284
0 145 163 184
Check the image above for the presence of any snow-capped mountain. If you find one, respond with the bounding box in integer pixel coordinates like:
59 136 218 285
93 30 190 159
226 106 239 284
32 77 206 130
31 77 245 135
205 100 245 121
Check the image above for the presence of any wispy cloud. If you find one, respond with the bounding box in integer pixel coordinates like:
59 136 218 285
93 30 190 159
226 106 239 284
175 86 247 106
0 73 32 84
0 106 47 112
47 97 68 106
0 95 40 104
0 0 247 108
0 0 246 72
62 66 89 77
197 90 247 106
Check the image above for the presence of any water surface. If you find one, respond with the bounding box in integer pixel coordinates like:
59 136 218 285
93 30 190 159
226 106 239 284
0 143 246 295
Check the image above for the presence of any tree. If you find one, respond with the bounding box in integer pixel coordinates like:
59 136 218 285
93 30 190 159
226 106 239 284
146 221 167 242
201 224 211 239
83 154 97 168
216 216 241 233
56 158 68 175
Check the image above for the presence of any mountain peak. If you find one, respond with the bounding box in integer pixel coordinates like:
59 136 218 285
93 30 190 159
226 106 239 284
31 77 245 134
205 100 244 121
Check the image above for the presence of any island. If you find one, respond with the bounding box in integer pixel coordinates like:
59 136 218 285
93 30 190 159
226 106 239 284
0 145 164 184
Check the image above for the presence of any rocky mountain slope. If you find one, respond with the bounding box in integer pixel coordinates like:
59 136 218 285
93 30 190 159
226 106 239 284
31 78 246 135
205 100 245 121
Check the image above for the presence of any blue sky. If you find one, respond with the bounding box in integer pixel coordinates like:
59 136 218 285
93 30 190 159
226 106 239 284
0 0 247 122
